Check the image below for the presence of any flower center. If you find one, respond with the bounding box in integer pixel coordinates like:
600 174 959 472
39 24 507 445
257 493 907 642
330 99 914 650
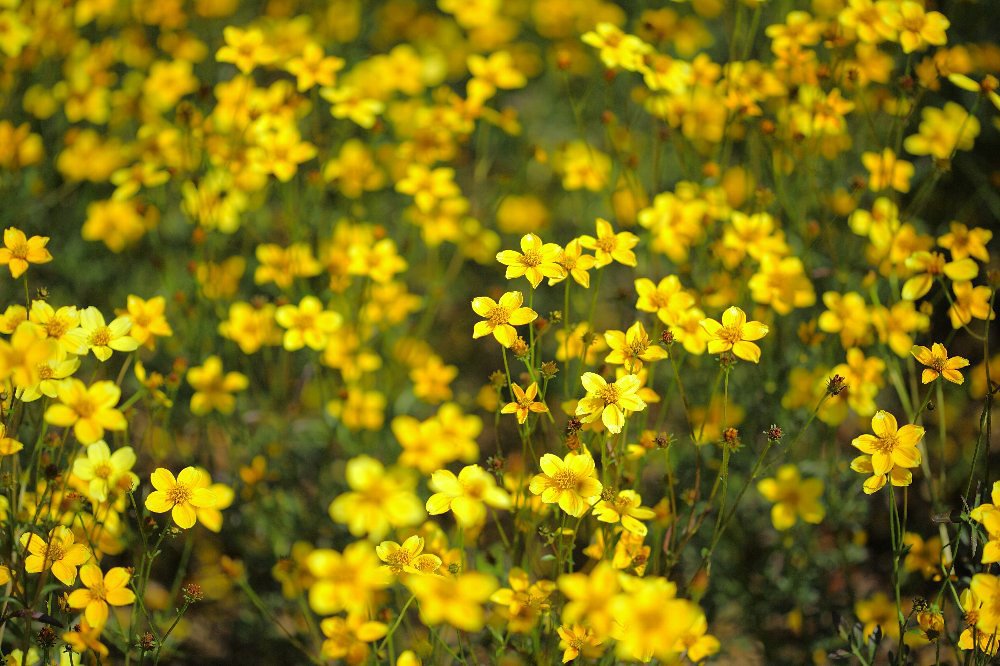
488 306 511 327
552 469 579 490
875 434 899 455
44 542 66 562
89 326 112 347
521 249 542 267
38 365 53 380
9 240 28 259
166 484 193 505
598 384 620 406
596 236 616 253
94 463 113 479
45 319 69 338
719 324 742 344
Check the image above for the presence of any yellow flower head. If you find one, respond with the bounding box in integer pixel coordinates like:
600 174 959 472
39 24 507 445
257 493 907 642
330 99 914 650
911 342 970 384
576 373 647 434
528 452 603 517
44 379 127 444
66 564 136 627
579 218 639 268
471 291 537 348
72 440 138 503
592 490 657 536
604 321 669 371
0 227 52 278
851 410 924 494
500 382 548 424
144 467 218 529
187 355 249 415
426 464 512 527
496 233 566 289
375 535 442 576
19 525 90 585
699 306 769 363
756 465 825 530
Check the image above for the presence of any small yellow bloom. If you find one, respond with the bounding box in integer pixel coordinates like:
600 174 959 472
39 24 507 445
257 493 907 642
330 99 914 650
426 464 512 527
851 410 924 494
72 441 138 503
0 227 52 278
123 295 173 349
592 490 657 536
528 452 603 517
275 296 342 351
66 564 136 627
187 356 249 415
19 525 90 585
496 233 566 289
911 342 970 384
471 291 537 348
576 373 646 434
604 321 668 371
44 379 127 444
0 321 57 388
699 306 769 363
405 571 498 632
72 306 139 362
757 465 825 530
144 467 217 529
557 624 604 663
375 535 442 575
501 382 548 424
579 218 639 268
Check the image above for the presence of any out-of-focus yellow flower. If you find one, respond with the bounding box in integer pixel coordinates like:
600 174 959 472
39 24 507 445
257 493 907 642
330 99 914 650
818 291 871 348
319 612 387 664
557 624 605 662
911 342 969 384
855 593 899 640
938 222 992 262
0 321 57 389
275 296 342 351
862 148 914 192
582 23 652 71
426 464 512 527
71 441 138 503
604 322 668 371
405 571 498 632
191 468 234 533
700 306 769 363
757 465 825 530
883 1 949 53
903 102 979 159
328 455 425 540
0 227 52 278
948 281 995 329
122 295 172 349
593 490 656 535
285 42 344 92
902 251 978 301
306 542 390 615
44 379 126 444
186 355 248 415
216 26 277 73
490 568 556 633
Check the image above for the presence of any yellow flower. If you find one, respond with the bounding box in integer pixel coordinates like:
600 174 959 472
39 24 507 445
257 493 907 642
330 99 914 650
949 281 995 329
0 227 52 278
72 306 139 362
191 468 234 533
549 239 596 288
578 218 639 268
958 587 1000 654
902 251 978 301
187 356 249 415
405 571 498 632
72 441 138 503
969 574 1000 636
426 464 512 527
604 321 668 371
557 624 604 663
699 306 769 363
0 321 56 388
215 26 276 73
938 222 992 262
592 490 657 535
63 619 108 659
328 455 425 540
558 561 619 635
911 342 970 384
471 291 537 348
44 379 127 444
903 102 980 160
501 382 548 424
144 467 217 529
496 233 566 289
375 535 442 575
285 42 345 92
851 410 924 494
576 372 646 434
855 593 899 640
0 423 23 456
490 568 556 633
319 612 387 663
306 542 391 615
529 452 603 517
634 276 695 326
19 525 90 585
28 301 82 354
756 465 825 530
275 296 343 351
66 564 135 627
410 355 458 404
883 1 949 53
861 148 914 193
123 295 173 348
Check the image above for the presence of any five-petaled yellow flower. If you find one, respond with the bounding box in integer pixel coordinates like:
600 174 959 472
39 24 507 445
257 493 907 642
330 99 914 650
66 564 136 627
700 306 769 363
187 355 249 415
471 291 537 348
376 535 442 575
426 464 512 527
592 490 657 536
145 467 218 529
604 321 668 371
20 525 90 585
44 379 127 444
528 452 603 517
578 218 638 268
0 227 52 278
756 465 826 530
911 343 970 384
576 372 646 434
496 233 566 289
850 410 924 494
501 382 548 424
